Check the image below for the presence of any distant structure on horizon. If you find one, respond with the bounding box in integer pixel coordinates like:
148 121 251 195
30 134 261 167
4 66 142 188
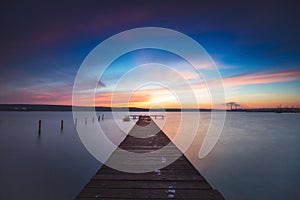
226 102 242 111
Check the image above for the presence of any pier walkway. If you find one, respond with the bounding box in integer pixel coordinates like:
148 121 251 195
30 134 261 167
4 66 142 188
76 116 224 199
128 114 165 119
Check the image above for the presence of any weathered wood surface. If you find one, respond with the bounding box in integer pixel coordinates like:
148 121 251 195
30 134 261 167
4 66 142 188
76 116 224 200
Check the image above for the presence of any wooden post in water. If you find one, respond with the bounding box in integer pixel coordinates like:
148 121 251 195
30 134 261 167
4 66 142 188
61 120 64 130
98 115 100 122
75 118 77 127
38 120 41 134
85 117 87 125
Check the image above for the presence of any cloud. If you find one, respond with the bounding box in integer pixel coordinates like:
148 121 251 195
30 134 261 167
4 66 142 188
1 2 154 65
220 69 300 87
0 87 71 105
98 80 106 88
0 72 73 105
246 93 273 97
94 91 151 107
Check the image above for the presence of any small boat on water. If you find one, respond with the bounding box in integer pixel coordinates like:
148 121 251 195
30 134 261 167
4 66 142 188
123 116 130 121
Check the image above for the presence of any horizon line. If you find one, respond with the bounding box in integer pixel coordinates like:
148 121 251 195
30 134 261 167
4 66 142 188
0 103 297 110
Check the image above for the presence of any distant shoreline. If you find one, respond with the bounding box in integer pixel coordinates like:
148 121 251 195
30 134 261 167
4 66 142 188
0 104 209 112
0 104 299 113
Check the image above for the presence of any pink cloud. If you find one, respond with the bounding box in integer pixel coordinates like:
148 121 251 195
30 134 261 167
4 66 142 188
0 84 72 105
220 69 300 87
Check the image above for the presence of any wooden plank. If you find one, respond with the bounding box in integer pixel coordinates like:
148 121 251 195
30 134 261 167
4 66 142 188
86 180 212 189
92 174 204 181
76 115 224 200
98 167 200 175
77 188 224 199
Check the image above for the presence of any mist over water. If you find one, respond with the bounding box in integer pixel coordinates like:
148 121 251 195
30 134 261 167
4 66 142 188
0 111 299 200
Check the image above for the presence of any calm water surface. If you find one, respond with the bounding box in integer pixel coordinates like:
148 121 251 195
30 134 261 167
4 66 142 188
0 111 299 199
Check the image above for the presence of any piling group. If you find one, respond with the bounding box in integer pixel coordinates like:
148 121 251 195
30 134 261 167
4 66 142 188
37 114 105 134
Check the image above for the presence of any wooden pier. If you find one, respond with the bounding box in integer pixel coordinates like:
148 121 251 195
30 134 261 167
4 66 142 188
128 114 165 120
76 116 224 200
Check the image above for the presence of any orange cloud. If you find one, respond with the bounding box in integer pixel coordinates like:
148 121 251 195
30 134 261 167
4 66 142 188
72 69 300 108
95 91 151 107
221 69 300 87
0 89 71 105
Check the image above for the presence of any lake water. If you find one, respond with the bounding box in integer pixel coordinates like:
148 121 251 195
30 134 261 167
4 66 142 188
0 111 299 199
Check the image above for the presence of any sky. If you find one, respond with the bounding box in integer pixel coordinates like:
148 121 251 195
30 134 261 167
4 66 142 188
0 0 299 108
